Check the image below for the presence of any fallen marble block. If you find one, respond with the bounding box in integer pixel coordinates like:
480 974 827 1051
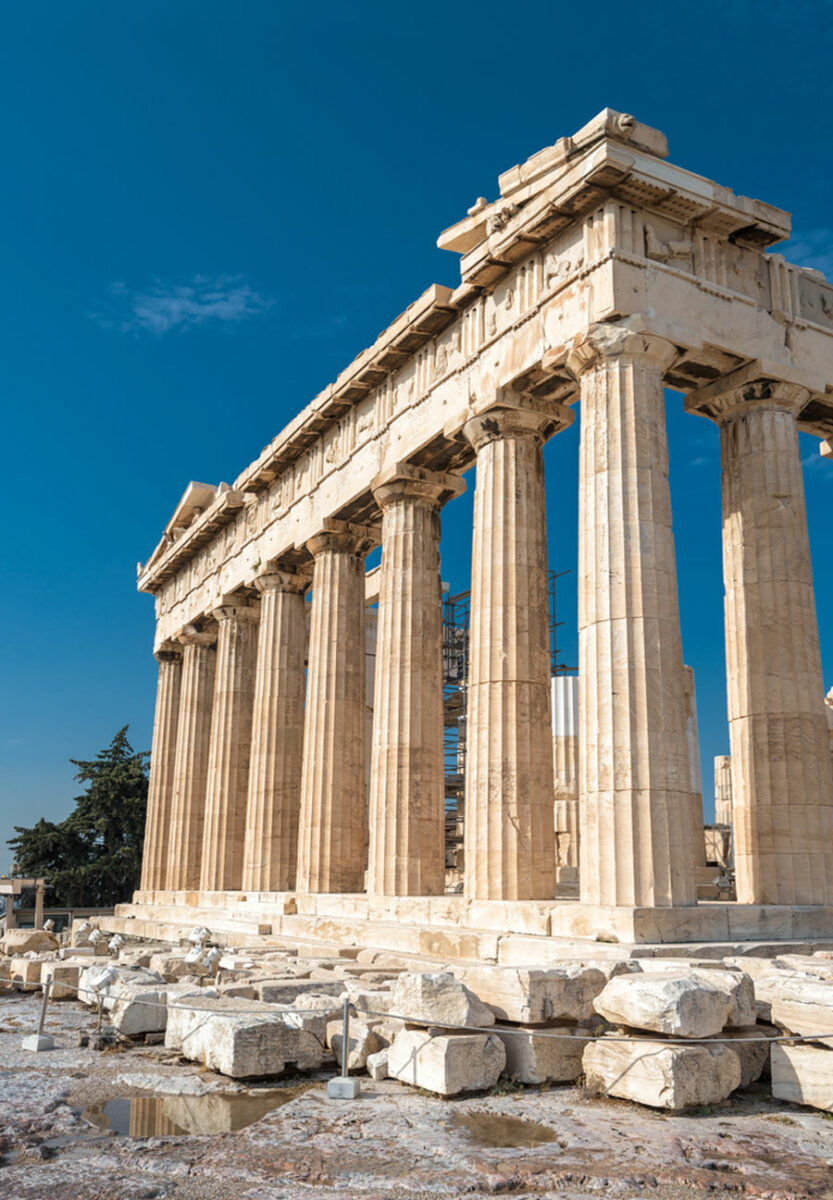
387 1029 505 1096
2 929 58 956
367 1048 389 1080
165 996 323 1077
148 952 196 981
719 1026 778 1088
253 978 345 1004
9 957 42 989
326 1017 381 1070
594 972 734 1038
689 969 756 1028
41 961 81 1000
751 970 814 1022
771 1043 833 1111
583 1037 742 1110
494 1024 589 1084
454 964 608 1024
78 964 164 1007
390 972 494 1028
342 983 395 1016
775 954 833 981
766 975 833 1037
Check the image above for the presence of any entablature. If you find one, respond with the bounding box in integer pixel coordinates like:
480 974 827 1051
140 109 833 642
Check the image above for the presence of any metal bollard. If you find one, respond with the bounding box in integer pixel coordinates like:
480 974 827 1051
22 979 56 1051
327 994 361 1099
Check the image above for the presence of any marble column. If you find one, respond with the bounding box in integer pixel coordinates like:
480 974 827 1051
568 325 696 908
684 665 708 870
686 366 833 905
368 464 465 896
714 755 733 826
552 674 580 869
140 642 182 892
296 522 376 893
462 399 574 901
242 569 309 892
166 626 217 891
34 882 44 930
199 599 259 892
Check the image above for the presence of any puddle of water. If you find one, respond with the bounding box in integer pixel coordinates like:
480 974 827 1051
450 1111 561 1149
81 1088 304 1137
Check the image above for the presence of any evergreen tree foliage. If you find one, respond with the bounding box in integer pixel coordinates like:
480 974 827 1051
8 727 149 908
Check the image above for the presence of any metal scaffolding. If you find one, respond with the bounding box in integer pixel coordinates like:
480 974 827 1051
441 572 576 880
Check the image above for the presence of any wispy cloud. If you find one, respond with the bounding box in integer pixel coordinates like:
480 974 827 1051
781 228 833 282
92 275 274 335
803 449 831 476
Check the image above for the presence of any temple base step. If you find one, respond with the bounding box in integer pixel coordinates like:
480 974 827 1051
98 891 833 962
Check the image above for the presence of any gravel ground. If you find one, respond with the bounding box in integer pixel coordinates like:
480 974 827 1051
2 990 833 1200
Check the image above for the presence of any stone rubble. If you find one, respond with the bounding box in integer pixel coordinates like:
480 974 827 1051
7 927 833 1112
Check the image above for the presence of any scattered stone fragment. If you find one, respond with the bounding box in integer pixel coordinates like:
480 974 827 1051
455 965 608 1024
771 1043 833 1111
9 958 42 989
148 952 194 981
690 969 756 1028
583 1037 742 1110
367 1048 389 1080
387 1029 505 1096
390 972 495 1028
593 972 734 1038
77 964 164 1007
720 1025 778 1087
253 978 345 1004
165 995 323 1077
1 929 58 955
767 975 833 1037
326 1018 381 1070
495 1024 590 1084
775 954 833 981
40 962 80 1000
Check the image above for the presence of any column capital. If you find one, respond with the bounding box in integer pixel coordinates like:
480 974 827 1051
306 518 380 559
685 361 812 424
253 566 312 595
154 640 182 664
371 462 466 511
462 398 574 453
176 624 217 648
822 440 832 459
211 596 260 624
566 321 678 377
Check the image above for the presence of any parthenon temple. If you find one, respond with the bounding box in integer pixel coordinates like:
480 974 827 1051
124 110 833 957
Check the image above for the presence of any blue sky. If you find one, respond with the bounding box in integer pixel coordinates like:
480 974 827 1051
2 1 832 868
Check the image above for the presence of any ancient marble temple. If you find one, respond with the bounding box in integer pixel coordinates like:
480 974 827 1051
132 110 833 950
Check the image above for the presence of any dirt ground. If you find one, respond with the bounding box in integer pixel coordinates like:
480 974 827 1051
2 989 832 1200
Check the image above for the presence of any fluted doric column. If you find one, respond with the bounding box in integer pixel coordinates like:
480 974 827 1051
199 599 260 892
140 642 182 891
684 665 708 869
686 364 833 905
569 324 696 908
368 464 465 896
166 626 217 890
242 568 310 892
552 674 580 869
714 755 733 826
297 521 377 893
462 398 574 901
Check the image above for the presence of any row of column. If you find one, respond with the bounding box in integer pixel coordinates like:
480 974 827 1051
142 324 833 908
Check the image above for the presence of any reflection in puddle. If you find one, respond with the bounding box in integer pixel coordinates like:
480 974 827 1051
450 1111 561 1149
82 1089 305 1137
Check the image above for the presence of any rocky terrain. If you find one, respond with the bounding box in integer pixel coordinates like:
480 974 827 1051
2 924 833 1199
